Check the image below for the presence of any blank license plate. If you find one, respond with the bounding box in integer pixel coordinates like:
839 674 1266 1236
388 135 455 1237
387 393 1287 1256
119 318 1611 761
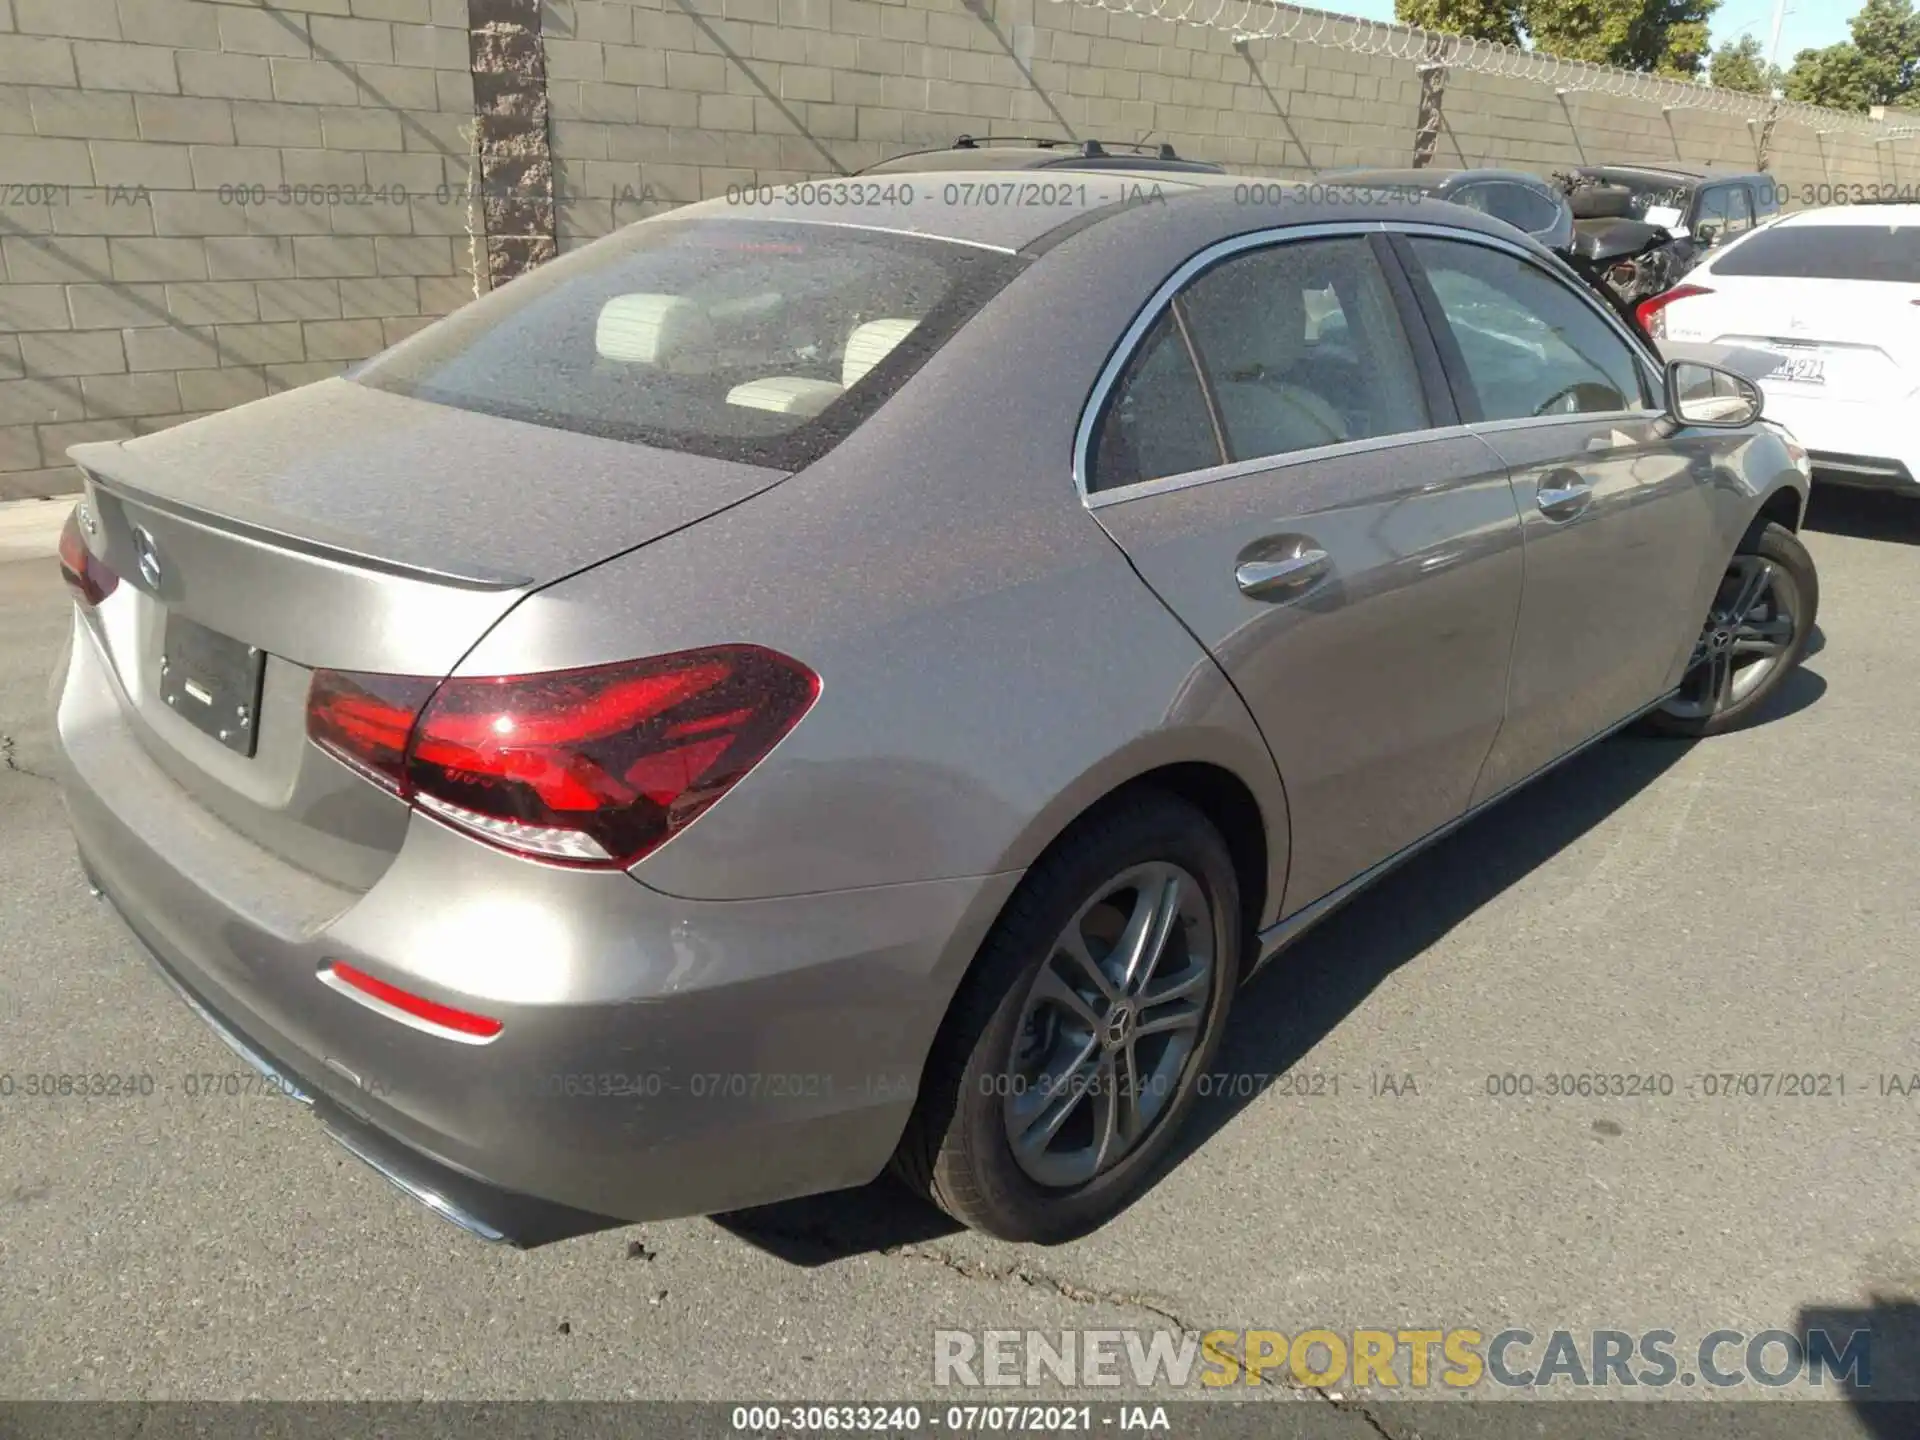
159 612 265 758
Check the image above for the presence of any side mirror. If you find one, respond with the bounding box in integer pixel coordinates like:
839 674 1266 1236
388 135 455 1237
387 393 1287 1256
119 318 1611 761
1694 221 1720 247
1662 359 1762 431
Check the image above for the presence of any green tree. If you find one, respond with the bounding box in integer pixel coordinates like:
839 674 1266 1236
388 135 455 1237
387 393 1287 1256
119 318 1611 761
1397 0 1719 76
1395 0 1522 46
1782 0 1920 110
1709 32 1777 92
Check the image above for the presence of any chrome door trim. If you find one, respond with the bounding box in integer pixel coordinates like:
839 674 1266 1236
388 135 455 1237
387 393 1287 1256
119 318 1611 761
1072 220 1391 503
1083 421 1481 510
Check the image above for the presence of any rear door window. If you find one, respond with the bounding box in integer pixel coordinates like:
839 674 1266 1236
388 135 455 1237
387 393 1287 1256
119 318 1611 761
1711 224 1920 282
353 219 1018 469
1088 235 1430 491
1178 237 1429 463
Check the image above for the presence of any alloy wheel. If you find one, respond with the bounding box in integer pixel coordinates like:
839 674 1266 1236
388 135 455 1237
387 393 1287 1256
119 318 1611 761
1001 862 1215 1189
1663 553 1800 721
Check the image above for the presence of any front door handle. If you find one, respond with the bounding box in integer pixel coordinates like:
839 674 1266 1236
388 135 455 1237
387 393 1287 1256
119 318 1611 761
1535 480 1593 521
1236 547 1330 600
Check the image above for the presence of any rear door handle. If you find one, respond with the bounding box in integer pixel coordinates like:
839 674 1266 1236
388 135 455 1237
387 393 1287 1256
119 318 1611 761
1535 481 1593 521
1236 547 1330 600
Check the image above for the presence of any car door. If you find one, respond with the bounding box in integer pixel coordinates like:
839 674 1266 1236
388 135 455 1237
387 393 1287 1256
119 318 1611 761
1393 232 1716 804
1081 229 1526 914
1692 183 1754 253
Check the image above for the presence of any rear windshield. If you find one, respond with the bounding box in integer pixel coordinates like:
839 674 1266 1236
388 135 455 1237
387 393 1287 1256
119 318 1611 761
353 219 1019 469
1711 224 1920 283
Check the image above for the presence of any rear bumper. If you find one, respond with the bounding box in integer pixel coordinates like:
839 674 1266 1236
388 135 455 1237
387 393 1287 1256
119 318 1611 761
1806 450 1918 492
54 611 1020 1237
1758 393 1919 492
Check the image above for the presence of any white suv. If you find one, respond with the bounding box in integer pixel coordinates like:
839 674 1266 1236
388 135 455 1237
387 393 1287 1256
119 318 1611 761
1638 202 1920 492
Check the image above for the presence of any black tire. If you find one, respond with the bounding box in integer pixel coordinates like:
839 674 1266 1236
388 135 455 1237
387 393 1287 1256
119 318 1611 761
892 790 1242 1243
1643 520 1818 739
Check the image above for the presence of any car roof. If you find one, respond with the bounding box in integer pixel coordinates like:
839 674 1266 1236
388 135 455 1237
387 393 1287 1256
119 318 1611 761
1332 166 1557 189
1767 201 1920 225
665 166 1540 256
1580 164 1763 185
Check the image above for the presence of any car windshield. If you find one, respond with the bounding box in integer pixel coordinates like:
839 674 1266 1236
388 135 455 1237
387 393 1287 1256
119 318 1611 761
353 219 1018 469
1711 224 1920 283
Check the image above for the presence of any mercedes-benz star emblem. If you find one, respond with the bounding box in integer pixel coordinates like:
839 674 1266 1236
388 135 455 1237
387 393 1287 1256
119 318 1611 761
1102 1003 1136 1049
132 526 162 589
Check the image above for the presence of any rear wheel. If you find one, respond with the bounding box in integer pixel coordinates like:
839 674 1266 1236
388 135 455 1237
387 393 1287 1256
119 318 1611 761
894 792 1241 1243
1645 521 1817 738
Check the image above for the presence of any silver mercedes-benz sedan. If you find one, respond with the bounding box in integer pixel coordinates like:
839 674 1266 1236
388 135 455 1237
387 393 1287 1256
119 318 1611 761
51 172 1817 1245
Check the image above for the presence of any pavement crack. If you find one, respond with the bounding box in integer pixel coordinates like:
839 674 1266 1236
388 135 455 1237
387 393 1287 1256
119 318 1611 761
1303 1386 1400 1439
0 732 54 784
888 1247 1411 1434
883 1244 1196 1331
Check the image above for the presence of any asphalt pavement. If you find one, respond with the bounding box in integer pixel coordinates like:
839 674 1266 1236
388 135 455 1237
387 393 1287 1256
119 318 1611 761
3 489 1919 1434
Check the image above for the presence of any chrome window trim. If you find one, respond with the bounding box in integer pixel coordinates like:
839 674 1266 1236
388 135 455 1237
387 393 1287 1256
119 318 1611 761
1072 218 1669 508
1086 422 1480 510
1467 410 1655 440
1387 221 1665 412
730 214 1020 255
1072 220 1391 502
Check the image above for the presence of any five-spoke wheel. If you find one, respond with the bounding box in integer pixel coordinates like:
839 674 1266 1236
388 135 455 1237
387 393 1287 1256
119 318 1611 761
1650 521 1818 737
1003 862 1214 1189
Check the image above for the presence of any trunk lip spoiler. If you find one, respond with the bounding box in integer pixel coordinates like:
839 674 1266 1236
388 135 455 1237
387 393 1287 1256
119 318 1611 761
70 442 532 593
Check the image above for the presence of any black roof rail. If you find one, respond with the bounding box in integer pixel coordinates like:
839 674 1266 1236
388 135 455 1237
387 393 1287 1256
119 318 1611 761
951 134 1185 160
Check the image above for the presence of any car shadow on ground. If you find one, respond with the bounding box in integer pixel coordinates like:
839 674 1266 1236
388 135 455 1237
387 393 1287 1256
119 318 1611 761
714 666 1828 1263
1799 1294 1920 1429
1804 486 1920 545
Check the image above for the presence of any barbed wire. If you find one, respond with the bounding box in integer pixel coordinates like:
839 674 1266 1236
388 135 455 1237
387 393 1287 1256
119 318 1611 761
1052 0 1915 140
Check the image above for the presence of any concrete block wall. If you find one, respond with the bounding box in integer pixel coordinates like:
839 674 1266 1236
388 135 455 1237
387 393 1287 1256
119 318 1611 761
0 0 486 498
3 0 1918 496
538 0 1420 252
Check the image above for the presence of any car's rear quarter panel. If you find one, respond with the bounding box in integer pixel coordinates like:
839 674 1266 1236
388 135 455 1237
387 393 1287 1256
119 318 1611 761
455 209 1295 926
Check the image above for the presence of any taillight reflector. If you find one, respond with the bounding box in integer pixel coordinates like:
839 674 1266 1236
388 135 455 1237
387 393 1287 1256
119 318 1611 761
57 509 118 607
323 962 503 1040
1635 283 1712 339
306 645 819 868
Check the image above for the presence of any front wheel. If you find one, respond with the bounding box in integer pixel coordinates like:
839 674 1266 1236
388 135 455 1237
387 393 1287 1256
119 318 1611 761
893 791 1242 1243
1644 521 1818 738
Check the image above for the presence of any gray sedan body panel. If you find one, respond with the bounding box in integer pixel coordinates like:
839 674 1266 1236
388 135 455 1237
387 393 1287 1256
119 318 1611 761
48 176 1810 1232
458 211 1297 911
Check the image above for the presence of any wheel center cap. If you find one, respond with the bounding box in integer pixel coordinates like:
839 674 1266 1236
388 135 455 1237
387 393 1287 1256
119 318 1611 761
1102 1002 1136 1049
1711 627 1734 651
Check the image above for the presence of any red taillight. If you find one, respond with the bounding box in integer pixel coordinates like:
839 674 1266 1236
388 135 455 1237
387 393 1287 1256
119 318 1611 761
306 669 438 792
323 961 503 1040
57 509 118 607
306 645 819 867
1635 283 1712 339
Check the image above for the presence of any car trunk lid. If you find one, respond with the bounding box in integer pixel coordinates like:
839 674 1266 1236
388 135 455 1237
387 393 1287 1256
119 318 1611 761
67 377 787 892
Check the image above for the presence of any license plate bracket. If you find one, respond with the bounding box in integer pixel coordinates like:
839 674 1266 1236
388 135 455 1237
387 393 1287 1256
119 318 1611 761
159 612 265 758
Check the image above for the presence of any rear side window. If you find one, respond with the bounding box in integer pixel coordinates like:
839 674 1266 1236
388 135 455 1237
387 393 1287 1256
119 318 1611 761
353 219 1017 469
1411 237 1650 421
1090 312 1224 491
1696 184 1754 240
1181 237 1428 463
1451 182 1562 238
1088 236 1430 491
1712 224 1920 282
